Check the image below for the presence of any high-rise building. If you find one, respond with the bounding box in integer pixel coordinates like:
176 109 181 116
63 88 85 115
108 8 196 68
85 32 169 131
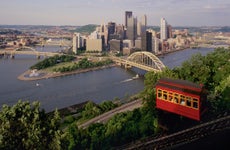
116 24 125 39
167 24 173 38
160 18 168 41
100 23 108 49
141 31 152 51
141 15 147 34
126 16 136 46
108 22 116 42
109 39 122 52
125 11 132 27
72 32 81 54
137 21 142 37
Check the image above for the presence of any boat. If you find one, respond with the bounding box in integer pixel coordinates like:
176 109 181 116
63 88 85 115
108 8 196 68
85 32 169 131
132 74 139 79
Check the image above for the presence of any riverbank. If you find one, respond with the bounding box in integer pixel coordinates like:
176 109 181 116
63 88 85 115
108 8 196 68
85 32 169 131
18 64 116 81
155 47 190 57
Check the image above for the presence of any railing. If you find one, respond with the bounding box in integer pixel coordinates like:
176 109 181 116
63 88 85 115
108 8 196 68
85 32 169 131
0 50 62 58
116 112 230 150
111 56 163 72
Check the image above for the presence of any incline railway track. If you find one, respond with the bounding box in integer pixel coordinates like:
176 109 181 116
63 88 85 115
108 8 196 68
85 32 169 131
117 112 230 150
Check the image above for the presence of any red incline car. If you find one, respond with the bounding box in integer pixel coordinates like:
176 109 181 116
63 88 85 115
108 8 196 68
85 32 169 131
156 78 207 121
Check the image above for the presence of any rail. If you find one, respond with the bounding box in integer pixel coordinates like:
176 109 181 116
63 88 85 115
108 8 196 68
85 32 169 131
117 112 230 150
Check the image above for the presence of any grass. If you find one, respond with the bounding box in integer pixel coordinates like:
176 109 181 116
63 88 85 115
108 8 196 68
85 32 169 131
44 61 77 72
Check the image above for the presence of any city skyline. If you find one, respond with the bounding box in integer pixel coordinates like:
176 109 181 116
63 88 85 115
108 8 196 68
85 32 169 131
1 0 230 26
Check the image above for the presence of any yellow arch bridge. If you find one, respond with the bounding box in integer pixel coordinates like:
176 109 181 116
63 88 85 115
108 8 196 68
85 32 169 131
111 51 166 72
0 46 62 59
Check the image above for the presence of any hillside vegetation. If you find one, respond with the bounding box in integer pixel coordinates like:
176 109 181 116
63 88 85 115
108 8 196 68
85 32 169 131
72 24 98 35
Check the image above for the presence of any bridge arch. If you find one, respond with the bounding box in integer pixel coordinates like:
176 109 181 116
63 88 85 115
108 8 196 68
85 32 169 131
127 51 165 71
14 46 37 52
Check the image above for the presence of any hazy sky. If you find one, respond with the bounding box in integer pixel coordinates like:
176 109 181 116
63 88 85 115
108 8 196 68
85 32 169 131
1 0 230 26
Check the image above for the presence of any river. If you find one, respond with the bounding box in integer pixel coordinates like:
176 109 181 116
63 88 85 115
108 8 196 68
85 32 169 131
0 46 214 112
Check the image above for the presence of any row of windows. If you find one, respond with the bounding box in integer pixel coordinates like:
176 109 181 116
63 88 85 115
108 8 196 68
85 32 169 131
157 89 199 109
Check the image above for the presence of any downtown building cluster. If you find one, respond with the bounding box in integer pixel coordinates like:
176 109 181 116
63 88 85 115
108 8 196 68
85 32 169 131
73 11 196 55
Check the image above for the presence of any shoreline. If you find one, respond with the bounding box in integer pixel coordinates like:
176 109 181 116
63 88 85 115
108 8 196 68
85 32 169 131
18 64 116 81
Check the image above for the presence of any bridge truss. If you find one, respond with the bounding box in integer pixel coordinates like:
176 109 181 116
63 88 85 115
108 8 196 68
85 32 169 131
126 51 166 72
0 46 61 59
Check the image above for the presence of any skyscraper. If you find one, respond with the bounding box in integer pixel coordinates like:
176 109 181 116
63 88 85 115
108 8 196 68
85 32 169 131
72 32 81 54
125 11 132 27
141 31 152 51
108 22 116 41
141 14 147 34
160 18 168 41
167 24 173 39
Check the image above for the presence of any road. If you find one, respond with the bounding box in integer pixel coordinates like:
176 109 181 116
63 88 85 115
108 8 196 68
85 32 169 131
78 99 143 129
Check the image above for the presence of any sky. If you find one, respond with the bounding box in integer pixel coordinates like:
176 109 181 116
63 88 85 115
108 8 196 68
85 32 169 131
1 0 230 26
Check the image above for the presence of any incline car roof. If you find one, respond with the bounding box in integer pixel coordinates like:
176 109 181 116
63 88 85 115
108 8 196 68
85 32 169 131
156 77 203 91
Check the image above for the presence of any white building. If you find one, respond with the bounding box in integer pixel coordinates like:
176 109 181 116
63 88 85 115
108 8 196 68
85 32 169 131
153 37 160 54
160 18 168 41
72 32 83 54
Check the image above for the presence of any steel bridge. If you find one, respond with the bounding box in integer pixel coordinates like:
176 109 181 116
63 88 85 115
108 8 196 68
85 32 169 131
0 46 62 59
112 51 166 72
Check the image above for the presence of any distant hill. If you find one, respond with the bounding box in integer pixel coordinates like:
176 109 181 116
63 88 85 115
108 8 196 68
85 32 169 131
72 24 98 35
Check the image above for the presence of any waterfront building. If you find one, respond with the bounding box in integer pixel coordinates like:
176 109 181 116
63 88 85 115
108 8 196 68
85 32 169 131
100 23 108 49
126 16 137 47
123 39 133 49
86 39 102 52
108 22 116 42
89 31 100 39
141 31 152 51
167 24 173 39
135 38 142 50
109 39 122 52
160 18 168 41
72 32 81 54
153 37 160 54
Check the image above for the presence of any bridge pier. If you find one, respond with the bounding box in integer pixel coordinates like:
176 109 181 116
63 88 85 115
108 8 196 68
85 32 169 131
10 54 15 59
125 64 132 69
36 55 41 59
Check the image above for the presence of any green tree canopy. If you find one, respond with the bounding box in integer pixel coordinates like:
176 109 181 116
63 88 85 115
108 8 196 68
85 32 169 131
0 100 61 150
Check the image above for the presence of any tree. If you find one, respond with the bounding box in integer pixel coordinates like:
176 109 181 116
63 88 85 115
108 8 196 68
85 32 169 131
141 68 177 111
0 100 61 150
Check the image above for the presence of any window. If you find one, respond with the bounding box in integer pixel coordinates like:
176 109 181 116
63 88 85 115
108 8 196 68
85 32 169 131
174 93 179 103
180 95 185 105
168 92 173 101
157 89 162 99
163 91 168 100
186 96 192 107
193 98 198 109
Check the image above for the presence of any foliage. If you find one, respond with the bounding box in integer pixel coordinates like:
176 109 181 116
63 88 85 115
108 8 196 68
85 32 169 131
172 47 230 113
141 68 178 111
81 101 118 121
30 55 75 70
72 24 98 35
64 108 158 149
53 58 113 73
0 100 61 150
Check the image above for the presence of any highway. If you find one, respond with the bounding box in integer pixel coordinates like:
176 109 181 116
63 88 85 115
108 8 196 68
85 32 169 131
78 99 143 129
